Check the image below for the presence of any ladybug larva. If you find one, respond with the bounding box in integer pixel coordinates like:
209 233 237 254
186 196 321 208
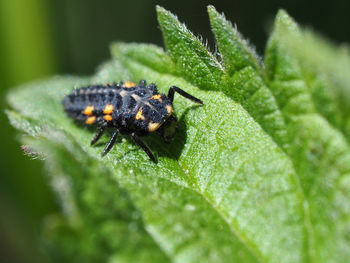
63 80 203 162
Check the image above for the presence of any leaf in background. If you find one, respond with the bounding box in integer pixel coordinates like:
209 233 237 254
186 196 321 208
32 134 171 263
6 5 350 263
270 15 350 138
207 5 262 75
265 10 350 262
110 42 177 74
300 32 350 122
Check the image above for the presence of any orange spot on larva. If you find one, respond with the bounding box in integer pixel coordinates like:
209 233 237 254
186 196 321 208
123 81 136 88
148 122 161 132
136 108 145 120
103 104 114 114
83 105 94 116
151 94 161 100
166 105 173 115
104 115 113 121
85 116 96 125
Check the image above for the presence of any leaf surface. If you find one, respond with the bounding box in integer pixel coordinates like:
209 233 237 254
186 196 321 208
7 5 350 263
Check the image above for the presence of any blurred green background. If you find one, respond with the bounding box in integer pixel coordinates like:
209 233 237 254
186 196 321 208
1 0 349 262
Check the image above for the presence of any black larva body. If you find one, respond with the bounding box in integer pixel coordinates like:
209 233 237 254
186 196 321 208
63 80 203 162
63 81 172 135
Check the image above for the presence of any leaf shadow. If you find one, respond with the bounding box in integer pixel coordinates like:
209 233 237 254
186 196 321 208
146 105 200 161
82 105 200 162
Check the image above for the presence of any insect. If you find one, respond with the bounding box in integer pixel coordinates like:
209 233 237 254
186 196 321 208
63 80 203 162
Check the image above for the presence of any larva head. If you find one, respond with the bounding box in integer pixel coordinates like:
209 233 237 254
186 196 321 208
133 94 173 134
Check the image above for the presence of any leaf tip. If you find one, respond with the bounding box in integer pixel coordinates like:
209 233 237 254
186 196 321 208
207 5 216 14
156 5 180 30
207 5 224 23
109 41 126 54
274 9 299 33
156 5 172 19
155 5 164 13
276 9 290 20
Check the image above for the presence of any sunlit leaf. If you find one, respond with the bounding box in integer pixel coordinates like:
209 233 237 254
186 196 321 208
7 6 350 263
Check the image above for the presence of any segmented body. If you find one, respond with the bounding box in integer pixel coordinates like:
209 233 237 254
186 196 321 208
62 80 203 162
63 81 173 135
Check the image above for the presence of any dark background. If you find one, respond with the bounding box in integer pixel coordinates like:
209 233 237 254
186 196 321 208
1 0 349 262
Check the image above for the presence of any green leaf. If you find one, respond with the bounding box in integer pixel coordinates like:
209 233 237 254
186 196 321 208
8 63 306 263
157 5 287 150
156 5 224 91
7 5 350 263
265 10 350 262
207 5 262 75
265 11 350 139
109 42 177 75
